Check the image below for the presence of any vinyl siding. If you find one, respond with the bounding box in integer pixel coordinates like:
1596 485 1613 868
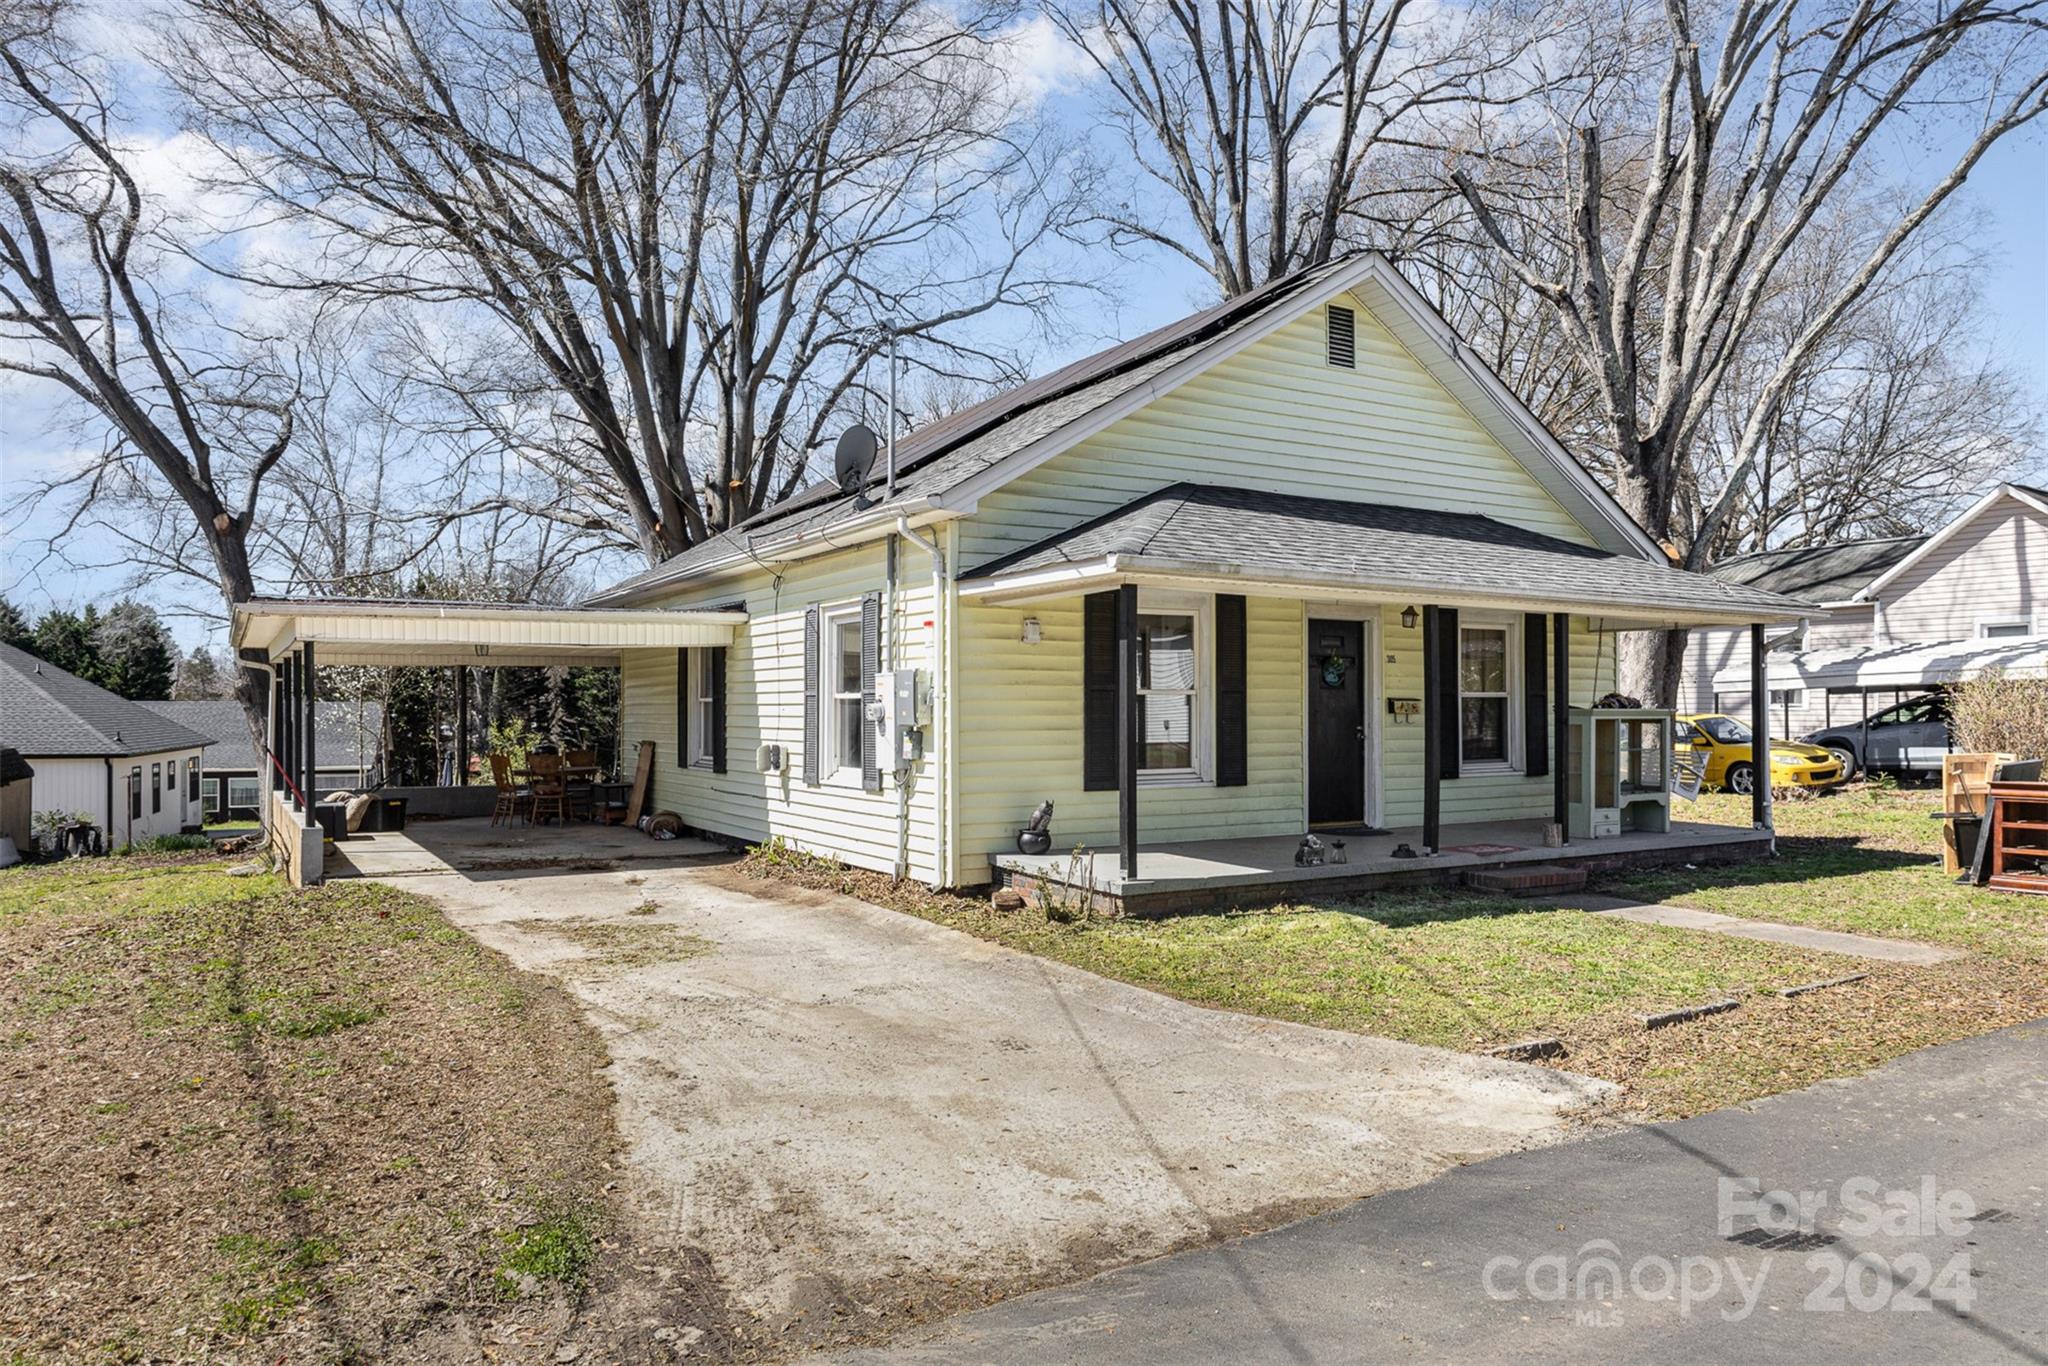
958 288 1592 566
26 749 203 846
1879 498 2045 643
621 540 942 882
954 598 1613 879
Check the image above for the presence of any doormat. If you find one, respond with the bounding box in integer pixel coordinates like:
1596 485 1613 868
1443 842 1524 855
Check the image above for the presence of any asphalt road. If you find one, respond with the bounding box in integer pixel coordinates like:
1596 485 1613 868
843 1020 2048 1365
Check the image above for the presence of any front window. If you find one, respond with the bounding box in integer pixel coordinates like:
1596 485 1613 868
823 606 866 779
227 777 261 811
1458 624 1516 766
152 763 162 813
203 777 221 815
1138 611 1197 773
130 768 142 819
690 651 716 767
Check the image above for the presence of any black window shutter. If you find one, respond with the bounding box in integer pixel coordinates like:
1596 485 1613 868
860 592 882 793
802 606 820 786
1523 613 1549 777
1435 607 1461 780
1215 594 1247 787
1083 591 1119 790
710 646 728 774
675 648 689 767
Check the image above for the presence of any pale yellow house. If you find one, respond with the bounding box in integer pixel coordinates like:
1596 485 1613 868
236 255 1812 895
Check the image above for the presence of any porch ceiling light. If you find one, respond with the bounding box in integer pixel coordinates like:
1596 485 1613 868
1401 605 1418 630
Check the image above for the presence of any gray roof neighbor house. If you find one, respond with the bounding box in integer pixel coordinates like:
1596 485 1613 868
1707 536 1927 602
140 699 384 776
0 643 212 758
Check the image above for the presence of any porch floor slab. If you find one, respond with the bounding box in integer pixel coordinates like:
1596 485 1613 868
325 817 727 880
992 818 1772 914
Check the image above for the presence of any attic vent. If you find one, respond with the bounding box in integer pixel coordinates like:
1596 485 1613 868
1326 304 1356 368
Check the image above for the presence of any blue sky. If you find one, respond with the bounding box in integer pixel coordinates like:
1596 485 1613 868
3 17 2044 653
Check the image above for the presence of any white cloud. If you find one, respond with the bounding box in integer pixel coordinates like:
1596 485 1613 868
996 14 1097 106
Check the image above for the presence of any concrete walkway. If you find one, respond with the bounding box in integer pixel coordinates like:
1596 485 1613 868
1551 893 1964 965
394 862 1616 1351
838 1020 2048 1364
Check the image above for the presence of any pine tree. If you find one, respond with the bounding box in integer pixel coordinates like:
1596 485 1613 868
93 601 177 700
32 607 104 683
0 599 32 651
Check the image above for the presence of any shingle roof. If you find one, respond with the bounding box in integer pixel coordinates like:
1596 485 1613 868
586 262 1354 604
139 699 383 774
964 484 1816 622
0 643 213 757
1707 537 1926 600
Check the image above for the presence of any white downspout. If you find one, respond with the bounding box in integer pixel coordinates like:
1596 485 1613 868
898 515 947 886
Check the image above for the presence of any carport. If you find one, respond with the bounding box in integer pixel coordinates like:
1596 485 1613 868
231 598 744 884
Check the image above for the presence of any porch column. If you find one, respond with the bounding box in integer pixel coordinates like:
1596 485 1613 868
301 642 317 810
271 666 287 795
1116 583 1139 879
455 664 471 787
280 656 296 806
1421 605 1442 855
1552 612 1569 842
291 651 305 809
1749 624 1774 834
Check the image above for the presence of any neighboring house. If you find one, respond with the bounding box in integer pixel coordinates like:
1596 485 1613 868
139 700 385 819
0 748 32 853
234 253 1810 886
0 642 211 846
1682 482 2048 742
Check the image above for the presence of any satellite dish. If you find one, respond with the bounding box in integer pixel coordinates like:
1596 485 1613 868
833 423 880 492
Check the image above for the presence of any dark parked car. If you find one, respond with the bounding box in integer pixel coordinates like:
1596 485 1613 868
1798 692 1951 779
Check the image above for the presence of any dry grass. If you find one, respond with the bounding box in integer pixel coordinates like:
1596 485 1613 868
0 858 616 1364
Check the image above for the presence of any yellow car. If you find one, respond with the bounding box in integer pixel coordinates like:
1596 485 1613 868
1676 714 1845 794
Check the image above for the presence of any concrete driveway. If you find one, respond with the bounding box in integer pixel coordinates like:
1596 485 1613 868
400 861 1614 1354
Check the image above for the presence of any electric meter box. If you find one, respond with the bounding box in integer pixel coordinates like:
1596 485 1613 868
876 669 930 765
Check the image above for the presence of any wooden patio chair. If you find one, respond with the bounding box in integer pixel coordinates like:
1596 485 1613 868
562 748 599 821
488 754 531 827
528 752 567 826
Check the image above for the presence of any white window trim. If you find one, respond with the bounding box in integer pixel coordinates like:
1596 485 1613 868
687 649 716 769
227 776 261 809
1457 615 1523 774
820 602 867 785
202 777 221 814
1978 616 2035 638
1137 589 1213 787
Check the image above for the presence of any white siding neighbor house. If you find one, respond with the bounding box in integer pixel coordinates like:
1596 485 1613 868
1680 482 2048 739
0 642 211 848
234 254 1813 891
140 699 384 818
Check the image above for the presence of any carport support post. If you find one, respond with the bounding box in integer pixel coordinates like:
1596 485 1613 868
301 643 316 811
1552 613 1569 843
455 664 470 787
1422 606 1442 855
1116 583 1139 880
1749 624 1773 835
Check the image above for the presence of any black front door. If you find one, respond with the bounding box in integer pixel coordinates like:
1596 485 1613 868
1307 619 1365 825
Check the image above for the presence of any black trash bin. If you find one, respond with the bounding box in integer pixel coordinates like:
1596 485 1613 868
374 796 408 833
313 802 349 841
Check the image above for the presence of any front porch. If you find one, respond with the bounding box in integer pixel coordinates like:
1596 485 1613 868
994 816 1772 917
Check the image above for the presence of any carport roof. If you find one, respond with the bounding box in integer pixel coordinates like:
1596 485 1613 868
231 598 743 667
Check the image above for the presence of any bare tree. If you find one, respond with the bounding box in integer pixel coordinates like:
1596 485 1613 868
1451 0 2048 699
1054 0 1574 295
171 0 1095 566
0 0 295 736
1688 221 2040 557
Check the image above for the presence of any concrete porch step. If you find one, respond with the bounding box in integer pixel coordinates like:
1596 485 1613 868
1464 864 1588 897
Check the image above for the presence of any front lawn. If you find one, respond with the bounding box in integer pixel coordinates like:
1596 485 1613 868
0 857 615 1362
748 785 2048 1120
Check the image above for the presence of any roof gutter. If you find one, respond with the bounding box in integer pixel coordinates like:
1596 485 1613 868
588 499 950 605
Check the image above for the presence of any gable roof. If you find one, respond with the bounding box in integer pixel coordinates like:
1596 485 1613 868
1855 482 2048 602
1708 536 1926 602
139 699 384 774
0 643 213 758
963 483 1814 625
586 253 1663 605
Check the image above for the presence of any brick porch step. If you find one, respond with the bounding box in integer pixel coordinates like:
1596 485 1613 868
1464 864 1588 897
